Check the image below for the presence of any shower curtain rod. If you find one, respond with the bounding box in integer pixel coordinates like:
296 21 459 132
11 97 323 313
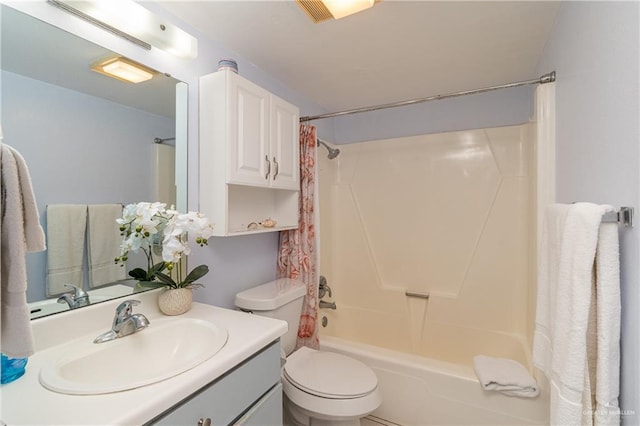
154 137 175 144
300 71 556 122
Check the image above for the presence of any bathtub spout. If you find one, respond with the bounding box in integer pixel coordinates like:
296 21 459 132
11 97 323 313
319 300 337 310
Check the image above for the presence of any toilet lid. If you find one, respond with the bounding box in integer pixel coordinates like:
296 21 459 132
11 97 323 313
284 347 378 399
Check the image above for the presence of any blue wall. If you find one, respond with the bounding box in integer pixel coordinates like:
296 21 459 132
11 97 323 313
535 1 640 422
331 85 533 144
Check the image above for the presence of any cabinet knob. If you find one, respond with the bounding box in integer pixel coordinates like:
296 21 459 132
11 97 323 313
272 157 279 180
197 418 211 426
265 155 271 180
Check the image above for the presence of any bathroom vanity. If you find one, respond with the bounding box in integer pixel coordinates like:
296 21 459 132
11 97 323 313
0 290 287 425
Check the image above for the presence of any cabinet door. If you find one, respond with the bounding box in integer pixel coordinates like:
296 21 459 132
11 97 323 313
269 95 300 190
228 75 270 186
233 383 282 426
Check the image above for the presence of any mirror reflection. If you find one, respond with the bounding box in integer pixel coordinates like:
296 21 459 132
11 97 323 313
0 5 186 319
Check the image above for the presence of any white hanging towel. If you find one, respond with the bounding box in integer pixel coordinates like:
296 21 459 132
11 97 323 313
473 355 539 397
593 221 621 425
46 204 87 296
87 204 126 288
1 142 47 358
533 203 621 426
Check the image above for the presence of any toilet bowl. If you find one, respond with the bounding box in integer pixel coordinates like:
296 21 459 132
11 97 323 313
235 279 382 425
282 347 382 425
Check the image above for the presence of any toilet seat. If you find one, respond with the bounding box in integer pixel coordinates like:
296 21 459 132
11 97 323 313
284 347 378 399
281 347 382 421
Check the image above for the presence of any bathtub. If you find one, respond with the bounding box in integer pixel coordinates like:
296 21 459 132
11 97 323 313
319 335 549 426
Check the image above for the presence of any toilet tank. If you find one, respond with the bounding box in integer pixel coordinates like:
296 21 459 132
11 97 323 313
234 278 306 355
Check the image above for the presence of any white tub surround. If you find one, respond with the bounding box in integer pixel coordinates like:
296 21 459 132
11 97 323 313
318 124 535 367
1 290 287 425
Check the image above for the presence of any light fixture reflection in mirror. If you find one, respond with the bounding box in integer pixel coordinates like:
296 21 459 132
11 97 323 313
91 56 156 83
0 4 188 319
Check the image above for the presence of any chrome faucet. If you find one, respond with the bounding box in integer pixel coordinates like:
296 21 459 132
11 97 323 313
319 300 337 310
319 276 336 310
94 300 150 344
318 276 332 299
57 284 90 309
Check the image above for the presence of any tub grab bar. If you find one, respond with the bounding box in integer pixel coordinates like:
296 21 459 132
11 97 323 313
405 291 430 300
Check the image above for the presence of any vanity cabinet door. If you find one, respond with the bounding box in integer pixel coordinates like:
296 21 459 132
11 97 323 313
233 382 282 425
149 342 281 426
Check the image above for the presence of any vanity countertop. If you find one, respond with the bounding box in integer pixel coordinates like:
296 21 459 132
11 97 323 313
0 291 287 425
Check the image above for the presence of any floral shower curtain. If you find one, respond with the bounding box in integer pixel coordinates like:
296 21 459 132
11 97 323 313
277 124 319 350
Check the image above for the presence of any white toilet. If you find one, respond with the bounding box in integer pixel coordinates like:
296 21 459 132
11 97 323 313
235 278 382 426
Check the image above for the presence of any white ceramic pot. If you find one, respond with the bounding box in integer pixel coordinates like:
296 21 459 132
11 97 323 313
158 288 193 315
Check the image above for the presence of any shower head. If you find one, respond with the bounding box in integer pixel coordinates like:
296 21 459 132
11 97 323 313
317 139 341 159
325 146 340 159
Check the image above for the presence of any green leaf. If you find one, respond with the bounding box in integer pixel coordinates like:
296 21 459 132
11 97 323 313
155 271 178 288
150 262 167 275
183 265 210 285
128 268 149 280
137 281 167 289
128 263 166 281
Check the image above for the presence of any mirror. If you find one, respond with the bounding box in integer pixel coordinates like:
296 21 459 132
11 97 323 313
0 5 187 319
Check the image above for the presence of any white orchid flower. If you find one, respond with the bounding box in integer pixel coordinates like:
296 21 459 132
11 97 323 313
116 201 214 286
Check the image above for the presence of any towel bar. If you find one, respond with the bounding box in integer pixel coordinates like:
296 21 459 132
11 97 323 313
602 206 634 227
405 291 430 300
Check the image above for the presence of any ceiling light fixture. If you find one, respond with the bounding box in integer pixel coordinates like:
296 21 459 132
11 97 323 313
91 57 155 83
47 0 198 59
296 0 376 23
322 0 375 19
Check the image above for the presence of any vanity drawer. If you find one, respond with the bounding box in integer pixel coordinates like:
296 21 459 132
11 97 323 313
149 341 281 425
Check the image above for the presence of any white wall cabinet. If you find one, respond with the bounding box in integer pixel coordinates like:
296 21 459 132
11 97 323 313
225 76 299 190
148 342 282 426
200 70 300 236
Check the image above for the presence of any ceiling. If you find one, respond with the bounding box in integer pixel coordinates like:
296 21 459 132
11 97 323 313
159 0 561 113
1 2 561 119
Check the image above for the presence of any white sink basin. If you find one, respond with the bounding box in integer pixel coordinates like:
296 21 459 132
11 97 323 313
39 317 228 395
